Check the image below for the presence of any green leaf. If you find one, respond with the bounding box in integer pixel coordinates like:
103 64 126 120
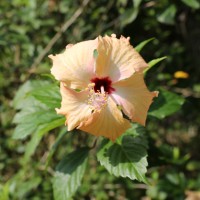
53 147 89 200
45 128 68 168
13 109 62 139
144 56 167 75
24 117 65 160
120 0 142 27
13 107 59 125
30 84 61 108
135 38 155 53
148 56 167 68
157 5 177 25
41 73 57 81
13 80 65 158
15 177 41 199
13 80 63 140
13 80 49 109
149 88 185 119
0 182 10 200
97 124 148 183
181 0 200 9
12 122 38 139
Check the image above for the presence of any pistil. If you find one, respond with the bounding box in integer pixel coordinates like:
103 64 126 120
100 86 105 94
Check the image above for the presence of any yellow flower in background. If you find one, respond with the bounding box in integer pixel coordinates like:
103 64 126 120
174 71 189 79
49 34 158 141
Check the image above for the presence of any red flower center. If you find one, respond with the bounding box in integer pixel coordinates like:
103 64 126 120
90 77 115 94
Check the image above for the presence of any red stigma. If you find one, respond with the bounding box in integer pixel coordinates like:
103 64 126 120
90 77 115 94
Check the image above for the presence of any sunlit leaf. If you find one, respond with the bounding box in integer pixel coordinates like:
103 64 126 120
30 84 61 108
144 56 167 75
53 147 89 200
97 124 148 183
24 117 65 160
12 108 62 139
12 122 38 140
12 80 64 161
0 182 10 200
148 56 167 68
135 38 155 53
13 80 49 109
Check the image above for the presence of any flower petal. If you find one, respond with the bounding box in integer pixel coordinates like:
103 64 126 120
111 73 158 126
95 35 148 82
56 83 92 131
49 39 97 89
78 97 131 141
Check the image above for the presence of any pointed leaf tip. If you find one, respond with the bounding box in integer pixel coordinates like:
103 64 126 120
135 38 155 53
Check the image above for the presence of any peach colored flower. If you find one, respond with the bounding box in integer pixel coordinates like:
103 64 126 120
49 34 158 141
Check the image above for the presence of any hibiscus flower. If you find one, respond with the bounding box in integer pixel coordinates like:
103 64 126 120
49 34 158 141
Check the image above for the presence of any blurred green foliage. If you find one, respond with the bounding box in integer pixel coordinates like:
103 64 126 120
1 0 200 199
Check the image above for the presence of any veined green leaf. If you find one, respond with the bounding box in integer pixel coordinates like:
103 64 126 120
97 124 148 183
148 88 185 119
30 84 61 108
135 38 155 53
13 80 50 109
13 80 64 159
12 122 38 140
12 110 62 139
13 79 62 138
13 107 59 125
53 147 89 200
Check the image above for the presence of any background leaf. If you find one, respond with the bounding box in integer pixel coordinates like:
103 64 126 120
120 0 142 27
157 5 177 25
149 88 185 119
0 182 9 200
181 0 200 9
